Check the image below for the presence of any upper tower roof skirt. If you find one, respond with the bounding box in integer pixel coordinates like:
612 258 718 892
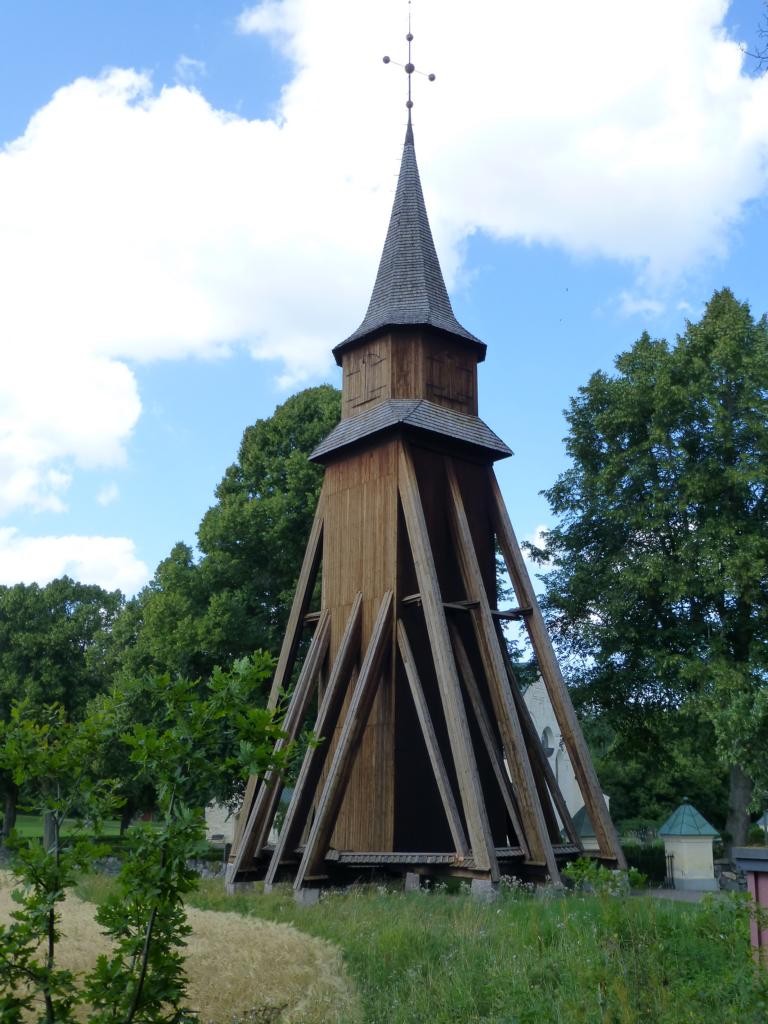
332 125 486 366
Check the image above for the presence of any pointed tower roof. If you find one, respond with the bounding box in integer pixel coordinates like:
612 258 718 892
333 125 486 365
659 799 719 838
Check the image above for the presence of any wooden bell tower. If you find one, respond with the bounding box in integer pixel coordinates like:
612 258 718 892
227 110 625 895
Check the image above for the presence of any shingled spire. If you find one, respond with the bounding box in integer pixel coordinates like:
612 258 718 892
332 125 486 364
226 19 626 897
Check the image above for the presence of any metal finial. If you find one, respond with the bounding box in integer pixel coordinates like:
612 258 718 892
382 3 435 127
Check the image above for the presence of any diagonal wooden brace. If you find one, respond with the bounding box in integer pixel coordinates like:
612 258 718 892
229 609 331 878
231 498 325 856
264 594 363 889
397 619 469 858
294 591 394 890
488 469 626 867
445 458 559 881
398 443 498 879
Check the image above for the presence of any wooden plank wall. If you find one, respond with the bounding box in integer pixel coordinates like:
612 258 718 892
269 430 593 871
321 439 398 850
342 338 392 417
340 329 480 420
397 619 469 856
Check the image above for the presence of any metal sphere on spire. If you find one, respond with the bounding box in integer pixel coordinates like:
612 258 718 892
381 9 435 122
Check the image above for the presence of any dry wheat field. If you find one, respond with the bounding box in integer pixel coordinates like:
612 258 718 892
0 873 360 1023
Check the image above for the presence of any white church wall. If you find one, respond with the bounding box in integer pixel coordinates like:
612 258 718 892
523 676 582 818
205 803 237 844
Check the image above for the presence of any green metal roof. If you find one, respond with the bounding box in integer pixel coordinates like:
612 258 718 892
659 800 718 837
572 805 596 839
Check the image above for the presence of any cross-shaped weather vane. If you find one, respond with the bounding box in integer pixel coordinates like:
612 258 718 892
382 4 436 122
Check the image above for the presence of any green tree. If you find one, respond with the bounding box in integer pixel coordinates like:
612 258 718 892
90 654 276 829
582 712 729 830
113 543 209 682
0 577 122 839
0 700 120 1022
117 385 341 681
749 2 767 65
0 653 289 1023
534 289 768 846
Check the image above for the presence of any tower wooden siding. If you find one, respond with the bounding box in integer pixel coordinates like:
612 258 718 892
321 429 503 853
326 323 487 850
226 120 626 890
341 330 479 418
324 313 486 851
321 437 398 850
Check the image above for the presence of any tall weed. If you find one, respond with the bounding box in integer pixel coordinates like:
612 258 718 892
186 881 768 1024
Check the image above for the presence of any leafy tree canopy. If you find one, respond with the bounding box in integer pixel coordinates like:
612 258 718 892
0 576 122 717
0 652 287 1023
534 289 768 842
582 711 729 831
116 385 341 681
0 576 122 837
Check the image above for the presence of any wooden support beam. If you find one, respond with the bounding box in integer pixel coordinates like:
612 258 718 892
294 591 394 890
488 470 626 868
397 619 469 857
404 594 526 617
445 458 560 882
490 607 532 621
276 609 331 748
398 444 498 879
250 609 331 859
231 497 325 856
268 496 325 710
264 594 363 889
493 619 580 847
228 610 331 878
449 622 530 858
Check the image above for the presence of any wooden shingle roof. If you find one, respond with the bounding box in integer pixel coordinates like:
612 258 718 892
309 398 512 463
332 125 486 365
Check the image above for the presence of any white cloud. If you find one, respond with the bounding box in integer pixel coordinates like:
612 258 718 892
236 2 297 46
0 527 149 594
0 0 767 522
617 292 666 318
96 482 120 507
239 0 768 281
524 524 553 574
0 349 140 515
174 55 206 83
0 465 71 517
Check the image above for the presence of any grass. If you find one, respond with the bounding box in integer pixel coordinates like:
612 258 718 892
9 814 122 839
71 874 768 1024
7 816 227 862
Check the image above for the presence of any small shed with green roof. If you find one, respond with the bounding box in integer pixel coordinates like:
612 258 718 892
659 799 719 892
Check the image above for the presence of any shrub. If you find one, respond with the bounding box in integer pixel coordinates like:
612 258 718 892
747 823 768 845
562 857 646 894
623 842 668 883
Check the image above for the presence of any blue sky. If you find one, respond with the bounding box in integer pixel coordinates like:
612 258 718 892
0 0 766 595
